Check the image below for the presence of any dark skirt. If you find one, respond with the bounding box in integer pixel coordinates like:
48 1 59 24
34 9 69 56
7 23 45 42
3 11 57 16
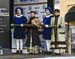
26 28 41 47
13 26 25 39
42 28 52 40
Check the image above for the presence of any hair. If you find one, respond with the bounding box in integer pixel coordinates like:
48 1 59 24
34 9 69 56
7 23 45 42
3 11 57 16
54 9 60 13
15 7 23 14
30 11 36 14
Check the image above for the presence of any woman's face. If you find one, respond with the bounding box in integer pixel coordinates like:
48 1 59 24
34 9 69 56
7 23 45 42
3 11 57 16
54 12 60 16
16 9 21 15
30 13 35 17
45 9 51 15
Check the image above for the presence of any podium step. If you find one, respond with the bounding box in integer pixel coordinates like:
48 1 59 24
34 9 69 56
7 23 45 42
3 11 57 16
0 48 11 55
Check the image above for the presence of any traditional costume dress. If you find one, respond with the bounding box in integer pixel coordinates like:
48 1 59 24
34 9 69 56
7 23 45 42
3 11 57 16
13 15 27 39
13 7 27 53
26 16 41 54
51 15 66 54
42 7 53 52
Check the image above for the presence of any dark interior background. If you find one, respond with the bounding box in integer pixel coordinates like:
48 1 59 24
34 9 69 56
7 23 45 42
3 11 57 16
0 0 10 48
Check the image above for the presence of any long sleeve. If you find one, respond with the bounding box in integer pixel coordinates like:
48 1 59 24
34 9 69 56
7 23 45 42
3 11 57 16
60 17 65 28
59 17 65 33
23 16 28 24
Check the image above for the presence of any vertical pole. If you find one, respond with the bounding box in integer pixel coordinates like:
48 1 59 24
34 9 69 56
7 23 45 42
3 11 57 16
47 0 54 11
66 22 71 55
10 0 14 49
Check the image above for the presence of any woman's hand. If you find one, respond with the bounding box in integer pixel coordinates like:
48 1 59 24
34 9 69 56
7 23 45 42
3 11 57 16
31 20 37 26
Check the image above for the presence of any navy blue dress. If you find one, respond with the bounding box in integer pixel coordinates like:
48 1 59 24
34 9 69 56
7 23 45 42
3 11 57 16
13 15 27 39
42 16 53 40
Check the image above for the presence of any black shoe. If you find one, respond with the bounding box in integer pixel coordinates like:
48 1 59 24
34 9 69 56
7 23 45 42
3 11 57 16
54 53 61 55
19 50 22 54
16 50 19 54
43 51 52 55
29 53 33 54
